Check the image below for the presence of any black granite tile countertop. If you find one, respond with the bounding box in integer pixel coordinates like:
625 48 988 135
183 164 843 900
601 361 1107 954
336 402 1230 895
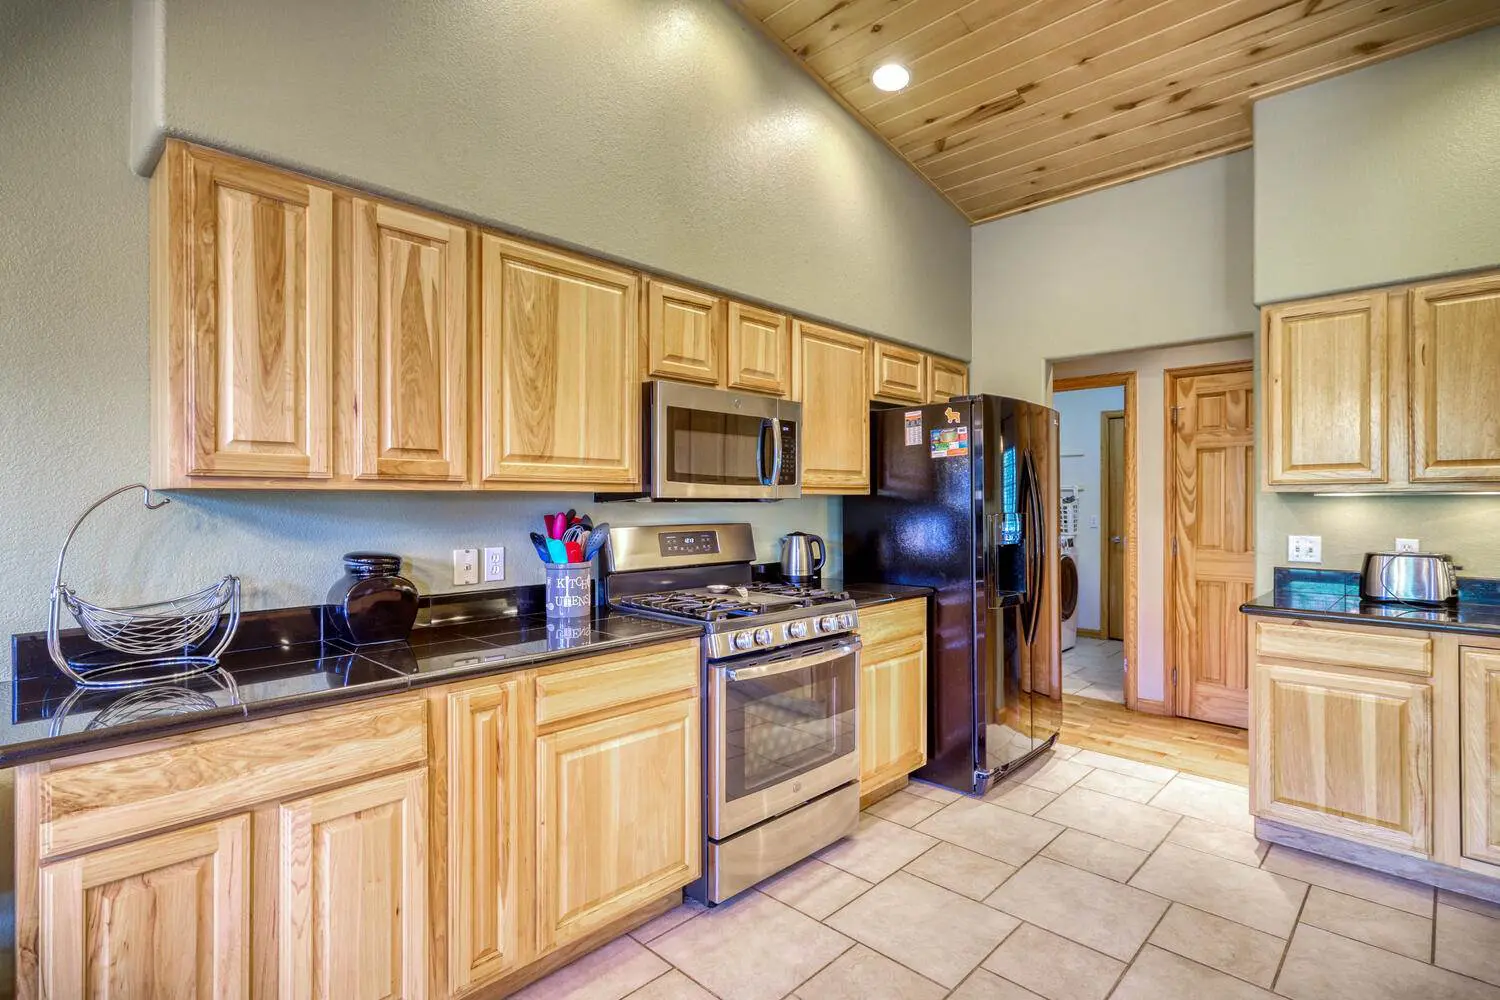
2 607 701 768
829 579 935 607
1241 590 1500 636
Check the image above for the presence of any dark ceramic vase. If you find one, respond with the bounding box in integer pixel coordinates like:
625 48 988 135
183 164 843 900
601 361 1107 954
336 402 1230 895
327 552 419 645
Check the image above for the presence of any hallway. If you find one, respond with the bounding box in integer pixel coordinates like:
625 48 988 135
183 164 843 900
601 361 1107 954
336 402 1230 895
1063 636 1125 703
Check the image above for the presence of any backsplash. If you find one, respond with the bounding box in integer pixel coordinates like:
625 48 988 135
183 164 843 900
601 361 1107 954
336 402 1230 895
1272 566 1500 605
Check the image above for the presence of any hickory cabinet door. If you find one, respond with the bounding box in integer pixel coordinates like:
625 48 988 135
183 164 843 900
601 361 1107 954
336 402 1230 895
871 341 927 404
480 235 640 490
344 198 469 483
859 634 928 787
1461 647 1500 865
928 357 968 403
1262 293 1387 486
792 321 870 493
273 769 428 1000
158 141 334 481
1409 273 1500 482
726 302 791 397
645 280 724 386
39 815 250 1000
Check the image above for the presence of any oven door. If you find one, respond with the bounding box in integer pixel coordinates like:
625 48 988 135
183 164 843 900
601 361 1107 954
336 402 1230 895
649 381 801 500
708 637 860 840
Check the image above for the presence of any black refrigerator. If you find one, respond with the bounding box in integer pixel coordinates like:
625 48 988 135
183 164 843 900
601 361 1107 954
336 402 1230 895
844 395 1062 796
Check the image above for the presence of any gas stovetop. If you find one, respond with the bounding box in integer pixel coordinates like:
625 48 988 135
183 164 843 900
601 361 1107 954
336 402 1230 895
614 582 851 622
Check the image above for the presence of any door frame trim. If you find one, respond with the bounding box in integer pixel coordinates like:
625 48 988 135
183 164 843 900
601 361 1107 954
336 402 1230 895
1098 409 1127 645
1052 373 1138 712
1163 360 1254 720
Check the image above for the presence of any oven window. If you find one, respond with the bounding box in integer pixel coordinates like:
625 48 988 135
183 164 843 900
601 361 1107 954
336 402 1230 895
723 654 857 800
664 407 769 487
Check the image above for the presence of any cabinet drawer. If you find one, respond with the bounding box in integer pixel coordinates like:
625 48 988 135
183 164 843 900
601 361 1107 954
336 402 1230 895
1254 620 1431 675
859 598 927 650
536 639 699 728
38 696 427 858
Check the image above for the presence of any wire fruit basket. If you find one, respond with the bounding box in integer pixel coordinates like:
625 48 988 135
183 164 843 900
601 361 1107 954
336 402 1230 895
48 484 241 688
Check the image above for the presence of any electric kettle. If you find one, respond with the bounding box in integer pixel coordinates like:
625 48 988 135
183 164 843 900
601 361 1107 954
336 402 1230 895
780 531 827 584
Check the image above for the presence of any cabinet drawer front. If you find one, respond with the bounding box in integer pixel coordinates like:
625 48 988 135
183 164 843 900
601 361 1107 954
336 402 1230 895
535 640 699 728
859 599 927 649
39 697 427 858
1254 620 1431 675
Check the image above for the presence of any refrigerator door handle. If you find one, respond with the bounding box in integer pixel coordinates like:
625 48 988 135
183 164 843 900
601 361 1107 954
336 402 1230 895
1022 451 1047 643
985 512 1002 610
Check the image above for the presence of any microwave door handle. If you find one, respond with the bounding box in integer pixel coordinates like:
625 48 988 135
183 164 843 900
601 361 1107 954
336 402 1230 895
769 416 783 488
756 418 772 487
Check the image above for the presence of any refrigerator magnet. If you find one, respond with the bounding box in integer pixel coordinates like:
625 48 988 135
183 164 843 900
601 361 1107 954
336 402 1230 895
903 411 923 446
930 425 969 458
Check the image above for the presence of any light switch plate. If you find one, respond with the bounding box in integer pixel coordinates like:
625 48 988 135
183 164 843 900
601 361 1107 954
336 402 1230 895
1395 538 1420 553
453 548 479 586
1288 535 1322 563
483 546 506 583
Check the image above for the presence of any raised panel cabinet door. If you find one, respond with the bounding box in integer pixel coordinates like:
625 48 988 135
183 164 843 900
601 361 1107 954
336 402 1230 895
645 280 724 386
39 814 250 1000
858 634 928 787
443 677 534 992
871 341 927 404
480 235 640 489
792 321 871 494
1461 647 1500 864
1410 274 1500 482
536 697 700 953
1252 663 1430 855
726 302 791 396
1262 294 1387 486
155 141 334 482
928 358 968 402
275 769 428 1000
345 198 469 482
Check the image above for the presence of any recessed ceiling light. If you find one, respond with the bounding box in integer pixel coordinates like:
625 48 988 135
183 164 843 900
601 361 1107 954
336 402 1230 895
871 63 911 92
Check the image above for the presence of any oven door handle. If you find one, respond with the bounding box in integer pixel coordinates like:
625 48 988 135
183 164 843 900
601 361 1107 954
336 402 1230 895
723 641 860 682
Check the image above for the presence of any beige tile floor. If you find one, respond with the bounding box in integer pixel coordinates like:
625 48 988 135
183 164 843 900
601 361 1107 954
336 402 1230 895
516 744 1500 1000
1062 638 1125 703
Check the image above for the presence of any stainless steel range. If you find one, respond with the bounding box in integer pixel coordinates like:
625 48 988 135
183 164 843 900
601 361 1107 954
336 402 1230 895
604 523 861 904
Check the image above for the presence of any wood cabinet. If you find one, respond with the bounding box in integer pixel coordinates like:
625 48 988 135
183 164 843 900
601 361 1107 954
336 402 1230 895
645 280 724 386
273 769 429 1000
857 599 928 797
871 341 927 404
726 302 791 397
928 357 968 402
340 198 470 483
792 320 871 493
1262 292 1388 487
151 141 334 487
38 815 251 1000
1461 647 1500 865
479 235 640 490
1409 273 1500 482
536 696 700 952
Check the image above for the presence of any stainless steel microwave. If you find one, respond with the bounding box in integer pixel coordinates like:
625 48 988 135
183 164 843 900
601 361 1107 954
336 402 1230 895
616 381 801 501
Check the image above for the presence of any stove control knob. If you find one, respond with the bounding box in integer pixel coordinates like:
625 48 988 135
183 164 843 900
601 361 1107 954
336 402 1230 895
818 615 839 633
839 613 856 630
754 627 774 646
787 621 809 639
733 631 755 651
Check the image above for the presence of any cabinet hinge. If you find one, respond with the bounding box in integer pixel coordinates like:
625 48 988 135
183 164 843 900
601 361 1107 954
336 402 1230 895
1171 538 1178 557
1170 405 1179 428
1171 667 1179 686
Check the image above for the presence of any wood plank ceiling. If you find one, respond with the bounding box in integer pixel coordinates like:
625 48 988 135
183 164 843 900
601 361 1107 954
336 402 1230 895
735 0 1500 222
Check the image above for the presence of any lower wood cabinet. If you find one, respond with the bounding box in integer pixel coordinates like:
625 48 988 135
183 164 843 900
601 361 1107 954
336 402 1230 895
1461 647 1500 865
39 815 251 1000
857 599 928 794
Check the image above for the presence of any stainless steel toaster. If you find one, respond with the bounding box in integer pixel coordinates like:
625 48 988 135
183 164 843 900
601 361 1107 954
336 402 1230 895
1360 552 1459 604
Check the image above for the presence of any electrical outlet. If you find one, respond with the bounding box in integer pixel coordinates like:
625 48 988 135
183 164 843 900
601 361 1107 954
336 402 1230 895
453 548 479 586
1395 538 1420 553
1288 535 1322 563
483 546 505 582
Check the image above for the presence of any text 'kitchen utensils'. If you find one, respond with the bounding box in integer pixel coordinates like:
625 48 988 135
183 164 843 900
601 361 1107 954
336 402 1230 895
536 512 607 618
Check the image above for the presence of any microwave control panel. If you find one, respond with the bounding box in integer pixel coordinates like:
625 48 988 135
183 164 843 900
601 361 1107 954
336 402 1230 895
778 420 798 485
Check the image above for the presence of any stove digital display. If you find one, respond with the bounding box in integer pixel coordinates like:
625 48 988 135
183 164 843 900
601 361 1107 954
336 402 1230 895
658 531 720 557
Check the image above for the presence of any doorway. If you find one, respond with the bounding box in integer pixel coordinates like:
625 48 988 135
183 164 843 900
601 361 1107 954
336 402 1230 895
1165 362 1255 729
1051 373 1137 709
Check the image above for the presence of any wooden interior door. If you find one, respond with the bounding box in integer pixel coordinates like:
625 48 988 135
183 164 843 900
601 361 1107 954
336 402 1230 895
1101 411 1126 642
1461 647 1500 864
1409 273 1500 482
275 769 428 1000
442 677 535 992
39 815 250 1000
1170 366 1255 728
535 697 699 952
792 321 870 493
347 198 469 482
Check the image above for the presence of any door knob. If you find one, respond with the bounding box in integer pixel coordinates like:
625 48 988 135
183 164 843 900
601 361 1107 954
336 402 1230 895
1111 536 1123 544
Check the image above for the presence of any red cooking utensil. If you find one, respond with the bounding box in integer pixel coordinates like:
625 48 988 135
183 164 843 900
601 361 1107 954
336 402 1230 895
564 541 584 563
546 512 568 539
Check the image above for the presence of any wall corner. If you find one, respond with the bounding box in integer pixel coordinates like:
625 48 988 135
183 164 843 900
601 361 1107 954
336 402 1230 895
128 0 165 176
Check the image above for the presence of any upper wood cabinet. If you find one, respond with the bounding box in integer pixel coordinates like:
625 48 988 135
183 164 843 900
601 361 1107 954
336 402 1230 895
479 235 640 490
341 197 470 483
793 321 871 494
1409 273 1500 482
726 301 791 397
38 815 251 1000
151 141 334 486
1461 647 1500 866
929 357 968 402
644 280 724 386
1263 292 1388 487
871 341 928 404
